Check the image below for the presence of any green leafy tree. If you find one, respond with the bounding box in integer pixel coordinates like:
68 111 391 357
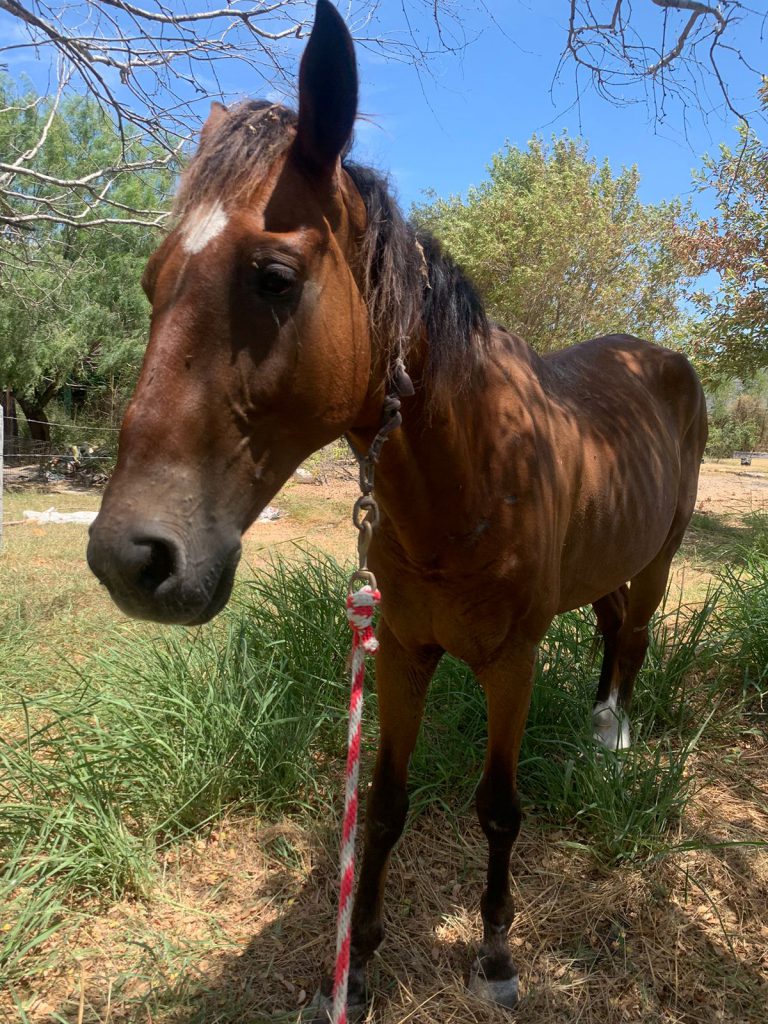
677 83 768 385
412 135 687 353
705 374 768 457
0 79 172 440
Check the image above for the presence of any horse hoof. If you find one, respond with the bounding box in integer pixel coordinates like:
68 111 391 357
304 987 367 1023
468 960 520 1009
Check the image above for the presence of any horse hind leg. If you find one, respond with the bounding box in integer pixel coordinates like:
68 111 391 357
591 585 632 750
592 401 704 752
592 527 689 751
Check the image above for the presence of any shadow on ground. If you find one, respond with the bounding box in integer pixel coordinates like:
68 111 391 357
682 510 768 571
47 802 768 1024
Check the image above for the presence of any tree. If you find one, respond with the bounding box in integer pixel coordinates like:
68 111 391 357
676 82 768 385
412 135 686 353
1 3 764 231
0 83 170 439
0 0 480 229
705 374 768 457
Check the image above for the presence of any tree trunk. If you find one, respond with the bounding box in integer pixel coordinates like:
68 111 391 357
1 389 19 453
16 396 52 444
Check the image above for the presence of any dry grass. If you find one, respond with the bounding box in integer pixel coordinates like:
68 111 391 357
8 781 767 1024
1 463 767 1023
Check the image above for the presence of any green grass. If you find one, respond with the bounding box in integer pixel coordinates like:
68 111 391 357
717 549 768 725
408 599 722 863
2 526 768 986
685 508 768 570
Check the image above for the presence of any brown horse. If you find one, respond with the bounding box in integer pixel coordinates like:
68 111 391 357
87 0 707 1013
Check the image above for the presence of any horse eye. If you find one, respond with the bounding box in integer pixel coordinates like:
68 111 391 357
254 263 297 297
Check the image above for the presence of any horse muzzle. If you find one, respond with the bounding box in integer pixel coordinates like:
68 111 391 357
87 516 242 625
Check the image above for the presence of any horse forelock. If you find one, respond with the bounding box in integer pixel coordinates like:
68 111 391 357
173 100 298 219
172 99 490 399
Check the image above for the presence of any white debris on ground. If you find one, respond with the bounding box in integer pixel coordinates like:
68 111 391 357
20 505 286 524
23 508 98 524
292 467 314 483
256 505 284 521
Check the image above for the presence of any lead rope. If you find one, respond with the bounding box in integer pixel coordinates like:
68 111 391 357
331 584 379 1024
331 358 414 1024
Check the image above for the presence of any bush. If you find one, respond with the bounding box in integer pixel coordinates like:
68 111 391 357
705 382 768 457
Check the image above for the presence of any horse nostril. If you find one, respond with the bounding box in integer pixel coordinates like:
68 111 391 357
137 537 177 593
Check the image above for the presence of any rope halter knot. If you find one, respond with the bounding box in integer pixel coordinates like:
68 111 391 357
346 585 380 654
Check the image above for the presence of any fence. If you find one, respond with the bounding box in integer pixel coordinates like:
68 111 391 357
1 414 119 549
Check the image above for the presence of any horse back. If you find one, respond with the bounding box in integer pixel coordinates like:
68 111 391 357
543 333 705 440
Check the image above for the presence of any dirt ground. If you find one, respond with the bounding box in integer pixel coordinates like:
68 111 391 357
2 459 767 1023
251 457 768 561
694 460 768 517
6 456 768 561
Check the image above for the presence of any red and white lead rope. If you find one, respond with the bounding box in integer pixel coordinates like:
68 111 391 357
332 584 380 1024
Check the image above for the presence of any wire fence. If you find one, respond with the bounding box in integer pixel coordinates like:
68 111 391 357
2 412 117 500
18 418 122 433
3 417 119 452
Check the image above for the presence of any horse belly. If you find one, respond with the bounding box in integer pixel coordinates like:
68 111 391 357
556 468 680 613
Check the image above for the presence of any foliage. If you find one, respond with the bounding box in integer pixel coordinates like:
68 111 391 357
411 134 687 352
0 76 173 434
677 82 768 385
0 2 482 231
705 375 768 457
718 538 768 713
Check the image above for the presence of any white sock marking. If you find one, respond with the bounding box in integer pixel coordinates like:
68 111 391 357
592 692 631 751
181 200 228 254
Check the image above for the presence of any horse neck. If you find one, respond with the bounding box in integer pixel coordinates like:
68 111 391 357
348 328 523 562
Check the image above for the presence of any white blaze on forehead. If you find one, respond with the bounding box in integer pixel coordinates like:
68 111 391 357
181 200 228 254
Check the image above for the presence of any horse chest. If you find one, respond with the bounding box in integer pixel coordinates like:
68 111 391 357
375 536 553 664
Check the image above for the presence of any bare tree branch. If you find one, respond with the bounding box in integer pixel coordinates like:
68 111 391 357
562 1 764 128
0 1 475 231
1 2 765 235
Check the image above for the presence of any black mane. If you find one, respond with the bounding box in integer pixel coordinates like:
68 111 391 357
177 100 491 397
343 162 490 397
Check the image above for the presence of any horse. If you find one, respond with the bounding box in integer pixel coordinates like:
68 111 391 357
87 0 708 1013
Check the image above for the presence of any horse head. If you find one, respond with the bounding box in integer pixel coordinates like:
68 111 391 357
88 1 376 624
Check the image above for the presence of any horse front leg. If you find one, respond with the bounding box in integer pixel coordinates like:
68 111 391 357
469 641 537 1009
314 619 441 1019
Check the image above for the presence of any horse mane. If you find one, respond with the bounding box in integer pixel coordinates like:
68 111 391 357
342 162 490 396
175 100 491 397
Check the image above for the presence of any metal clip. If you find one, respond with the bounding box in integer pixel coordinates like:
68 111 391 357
347 568 378 593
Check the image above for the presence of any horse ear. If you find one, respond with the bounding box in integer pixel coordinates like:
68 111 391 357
292 0 358 181
200 102 228 144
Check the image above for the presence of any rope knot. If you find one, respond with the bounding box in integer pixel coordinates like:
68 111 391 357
346 585 380 654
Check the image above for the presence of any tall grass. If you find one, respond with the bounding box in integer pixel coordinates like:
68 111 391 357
0 554 352 983
1 541 765 983
717 547 768 724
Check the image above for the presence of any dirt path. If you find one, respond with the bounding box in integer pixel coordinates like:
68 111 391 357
695 460 768 517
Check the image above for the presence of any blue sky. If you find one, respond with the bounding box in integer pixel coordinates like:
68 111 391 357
1 0 765 219
341 1 767 216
